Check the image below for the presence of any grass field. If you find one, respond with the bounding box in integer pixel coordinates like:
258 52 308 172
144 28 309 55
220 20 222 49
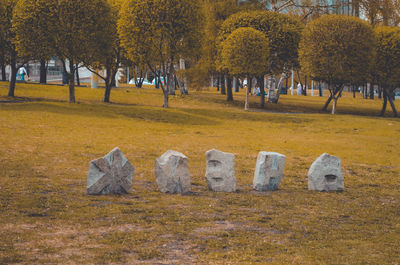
0 82 399 264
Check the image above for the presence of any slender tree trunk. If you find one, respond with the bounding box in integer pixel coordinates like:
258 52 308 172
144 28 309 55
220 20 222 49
163 87 169 108
39 59 47 84
234 77 239 92
380 88 388 117
8 52 17 97
168 63 175 95
75 64 80 86
221 75 226 95
269 73 286 104
216 74 220 91
369 83 374 99
2 62 7 81
267 75 275 101
104 68 112 103
319 82 323 97
322 83 333 111
388 91 398 117
352 85 356 98
304 75 307 96
332 97 338 114
259 76 265 108
68 61 76 103
245 75 251 111
104 82 112 103
226 76 233 101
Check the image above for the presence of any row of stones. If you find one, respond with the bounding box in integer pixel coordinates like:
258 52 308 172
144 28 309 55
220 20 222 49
87 147 344 195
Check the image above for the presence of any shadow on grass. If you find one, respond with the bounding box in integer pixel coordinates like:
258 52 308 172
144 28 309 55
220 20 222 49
0 100 220 126
178 108 314 125
194 92 400 118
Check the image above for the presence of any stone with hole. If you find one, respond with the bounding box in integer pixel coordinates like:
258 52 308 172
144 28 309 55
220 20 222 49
253 152 286 191
308 153 344 191
87 147 134 195
155 150 190 194
205 149 236 192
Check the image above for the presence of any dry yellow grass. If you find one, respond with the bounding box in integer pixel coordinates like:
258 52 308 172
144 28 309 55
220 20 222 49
0 82 399 264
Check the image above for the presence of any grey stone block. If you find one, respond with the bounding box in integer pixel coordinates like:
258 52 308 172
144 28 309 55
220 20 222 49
155 150 190 194
253 152 286 191
205 149 236 192
87 147 134 195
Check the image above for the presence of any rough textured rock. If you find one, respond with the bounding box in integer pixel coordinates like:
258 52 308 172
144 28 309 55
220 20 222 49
205 149 236 192
253 152 286 191
87 147 134 195
155 150 190 194
308 153 344 191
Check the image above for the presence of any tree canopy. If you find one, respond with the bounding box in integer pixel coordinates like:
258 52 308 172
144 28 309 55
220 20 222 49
299 15 376 114
119 0 202 107
374 26 400 117
219 10 303 74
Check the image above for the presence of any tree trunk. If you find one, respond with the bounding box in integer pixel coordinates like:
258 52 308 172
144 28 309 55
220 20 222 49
352 85 356 98
104 82 112 103
388 94 398 117
168 64 175 95
221 75 226 95
380 88 388 117
267 75 275 101
1 63 7 81
104 68 112 103
8 53 17 97
8 65 17 97
234 77 239 92
322 95 333 111
245 75 251 111
39 59 47 84
269 73 286 104
259 76 265 108
226 76 233 101
369 83 374 99
332 97 338 114
304 75 307 96
216 75 220 91
68 62 76 103
75 64 80 86
163 87 169 108
319 82 323 97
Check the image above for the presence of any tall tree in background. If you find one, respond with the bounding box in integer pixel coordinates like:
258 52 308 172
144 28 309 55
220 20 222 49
299 15 376 114
221 27 270 110
0 0 28 97
119 0 202 108
13 0 58 84
374 26 400 117
54 0 116 103
219 11 303 106
82 0 121 103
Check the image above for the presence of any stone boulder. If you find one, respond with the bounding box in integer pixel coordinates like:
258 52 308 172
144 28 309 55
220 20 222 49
87 147 134 195
308 153 344 191
155 150 191 194
253 152 286 191
205 149 236 192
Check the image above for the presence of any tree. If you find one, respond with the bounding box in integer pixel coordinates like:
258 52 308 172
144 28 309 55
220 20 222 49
119 0 201 108
0 0 28 97
299 15 375 114
13 0 58 84
374 26 400 117
53 0 115 103
82 0 120 103
221 27 270 110
219 11 303 106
